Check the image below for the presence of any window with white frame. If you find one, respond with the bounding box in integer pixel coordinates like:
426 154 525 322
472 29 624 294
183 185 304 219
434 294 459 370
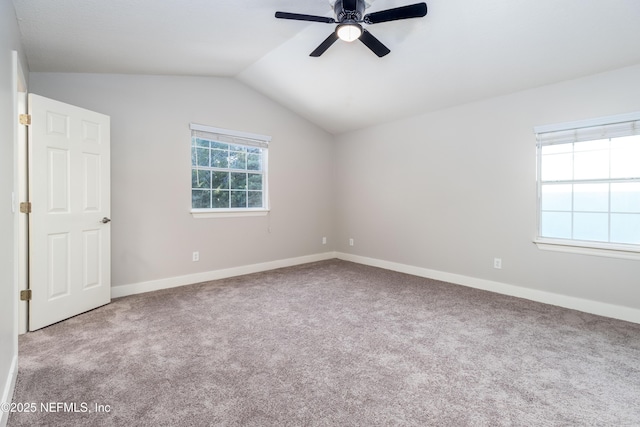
534 113 640 253
190 123 270 213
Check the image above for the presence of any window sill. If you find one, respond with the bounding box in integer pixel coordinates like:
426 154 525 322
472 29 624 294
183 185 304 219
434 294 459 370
191 209 269 219
534 238 640 261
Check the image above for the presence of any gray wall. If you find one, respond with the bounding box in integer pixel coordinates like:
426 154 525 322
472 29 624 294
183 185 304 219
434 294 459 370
29 73 336 288
28 65 640 312
335 64 640 311
0 0 27 420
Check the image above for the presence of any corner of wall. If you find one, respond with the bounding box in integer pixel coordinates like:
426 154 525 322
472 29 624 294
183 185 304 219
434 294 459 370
0 353 18 427
336 252 640 325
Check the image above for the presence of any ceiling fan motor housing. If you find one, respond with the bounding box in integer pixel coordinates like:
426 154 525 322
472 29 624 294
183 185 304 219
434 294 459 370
334 0 366 22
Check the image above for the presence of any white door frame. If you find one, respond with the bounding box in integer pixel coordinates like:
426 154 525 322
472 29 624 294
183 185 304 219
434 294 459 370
13 51 28 335
4 50 27 427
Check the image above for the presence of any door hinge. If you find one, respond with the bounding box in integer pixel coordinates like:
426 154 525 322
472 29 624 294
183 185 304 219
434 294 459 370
19 114 31 126
20 289 32 301
20 201 31 214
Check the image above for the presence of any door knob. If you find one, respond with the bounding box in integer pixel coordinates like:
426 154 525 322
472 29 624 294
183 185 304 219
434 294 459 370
101 217 111 224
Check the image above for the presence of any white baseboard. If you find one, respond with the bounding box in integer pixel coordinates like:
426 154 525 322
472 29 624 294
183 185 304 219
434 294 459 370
336 252 640 324
1 354 18 427
111 252 337 299
110 250 640 325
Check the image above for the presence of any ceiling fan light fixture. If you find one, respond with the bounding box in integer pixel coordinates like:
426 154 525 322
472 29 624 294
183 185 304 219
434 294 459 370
336 22 363 42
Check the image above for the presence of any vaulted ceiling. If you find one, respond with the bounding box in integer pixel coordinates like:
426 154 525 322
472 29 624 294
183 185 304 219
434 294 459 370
12 0 640 134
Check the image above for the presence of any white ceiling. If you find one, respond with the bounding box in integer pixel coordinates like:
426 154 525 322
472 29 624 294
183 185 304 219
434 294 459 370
12 0 640 134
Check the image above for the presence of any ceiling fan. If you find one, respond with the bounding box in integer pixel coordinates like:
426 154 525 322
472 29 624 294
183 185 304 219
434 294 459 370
275 0 428 57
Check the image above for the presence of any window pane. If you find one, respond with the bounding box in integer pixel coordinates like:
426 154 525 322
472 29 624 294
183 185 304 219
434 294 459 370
541 153 573 181
610 136 640 179
230 173 247 190
573 213 608 242
195 138 210 148
212 171 229 190
248 173 262 190
192 170 211 189
611 182 640 213
541 184 572 211
195 147 210 167
573 183 609 212
541 144 573 155
541 212 572 239
611 213 640 244
211 149 228 168
211 141 228 150
229 151 247 170
247 153 261 171
574 149 609 180
248 191 263 208
230 191 247 208
573 139 609 152
211 190 229 208
192 190 211 209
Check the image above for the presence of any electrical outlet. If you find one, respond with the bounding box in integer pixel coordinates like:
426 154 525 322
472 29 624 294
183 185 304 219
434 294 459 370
322 237 327 245
493 258 502 269
192 251 200 262
349 238 354 247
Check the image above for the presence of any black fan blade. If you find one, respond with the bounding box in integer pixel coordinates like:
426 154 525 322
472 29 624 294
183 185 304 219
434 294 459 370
275 11 335 24
310 32 339 57
359 30 390 57
363 2 427 24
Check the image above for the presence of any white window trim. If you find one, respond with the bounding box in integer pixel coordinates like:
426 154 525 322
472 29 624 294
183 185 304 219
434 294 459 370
534 238 640 261
533 111 640 135
190 123 270 217
190 123 272 144
534 111 640 260
191 209 270 219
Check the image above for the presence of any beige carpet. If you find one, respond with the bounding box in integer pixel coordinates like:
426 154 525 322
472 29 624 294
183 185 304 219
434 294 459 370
8 260 640 426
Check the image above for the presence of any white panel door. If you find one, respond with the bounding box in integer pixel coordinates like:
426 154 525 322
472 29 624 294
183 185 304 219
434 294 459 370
28 94 111 330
